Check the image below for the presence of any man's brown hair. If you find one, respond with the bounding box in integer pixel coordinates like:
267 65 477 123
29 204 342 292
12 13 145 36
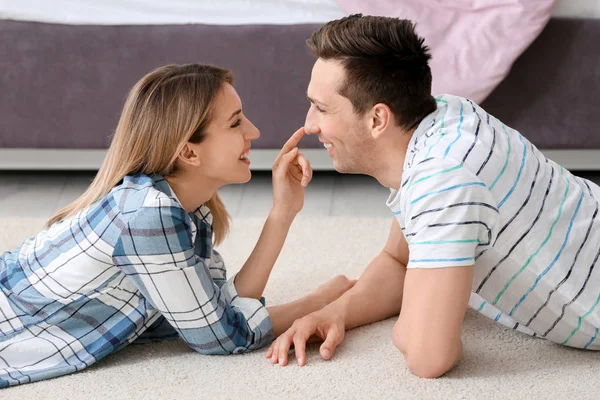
307 14 437 130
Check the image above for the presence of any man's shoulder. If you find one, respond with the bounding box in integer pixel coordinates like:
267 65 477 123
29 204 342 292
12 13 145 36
404 156 470 180
429 94 490 128
407 96 498 169
401 155 493 207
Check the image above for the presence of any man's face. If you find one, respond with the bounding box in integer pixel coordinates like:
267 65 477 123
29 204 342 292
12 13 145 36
304 58 376 174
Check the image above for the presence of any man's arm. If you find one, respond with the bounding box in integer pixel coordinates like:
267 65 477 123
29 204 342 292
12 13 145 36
339 217 473 378
268 217 473 377
269 157 493 373
388 158 496 378
393 264 472 378
267 217 408 365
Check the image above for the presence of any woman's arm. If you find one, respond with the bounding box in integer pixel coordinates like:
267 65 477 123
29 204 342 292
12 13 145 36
233 208 295 299
115 201 273 354
234 128 312 299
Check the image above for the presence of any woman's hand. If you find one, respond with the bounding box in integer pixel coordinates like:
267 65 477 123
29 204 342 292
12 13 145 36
271 127 313 217
233 128 312 299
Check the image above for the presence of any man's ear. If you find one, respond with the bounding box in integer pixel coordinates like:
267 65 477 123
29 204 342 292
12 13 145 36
370 103 392 140
177 142 202 167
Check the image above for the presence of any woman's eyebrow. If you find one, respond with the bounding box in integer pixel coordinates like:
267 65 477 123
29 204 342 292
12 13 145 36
228 109 242 121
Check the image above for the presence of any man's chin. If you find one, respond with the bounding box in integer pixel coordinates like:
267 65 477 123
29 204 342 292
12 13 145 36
331 158 343 173
332 157 362 175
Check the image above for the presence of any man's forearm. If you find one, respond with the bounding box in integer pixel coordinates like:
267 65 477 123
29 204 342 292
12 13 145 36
235 208 295 299
329 251 406 330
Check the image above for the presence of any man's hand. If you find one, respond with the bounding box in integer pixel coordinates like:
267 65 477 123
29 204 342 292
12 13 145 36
266 218 409 367
266 306 346 367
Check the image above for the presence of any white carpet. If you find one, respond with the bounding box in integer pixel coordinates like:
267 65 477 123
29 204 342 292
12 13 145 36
1 217 598 399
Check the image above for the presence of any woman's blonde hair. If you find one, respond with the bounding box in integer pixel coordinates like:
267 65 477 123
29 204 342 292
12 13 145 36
47 64 231 244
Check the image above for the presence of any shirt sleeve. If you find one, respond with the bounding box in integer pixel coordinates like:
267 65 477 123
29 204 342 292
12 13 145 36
402 157 500 269
113 196 273 354
189 212 229 289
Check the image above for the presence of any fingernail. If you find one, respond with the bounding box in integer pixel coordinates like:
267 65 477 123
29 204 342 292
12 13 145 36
279 357 285 365
323 349 331 358
297 357 304 366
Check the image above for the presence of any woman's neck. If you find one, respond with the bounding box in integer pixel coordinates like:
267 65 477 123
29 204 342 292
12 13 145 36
165 172 218 213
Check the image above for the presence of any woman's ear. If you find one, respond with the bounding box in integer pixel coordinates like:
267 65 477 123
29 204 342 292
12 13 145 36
177 142 202 167
370 103 392 140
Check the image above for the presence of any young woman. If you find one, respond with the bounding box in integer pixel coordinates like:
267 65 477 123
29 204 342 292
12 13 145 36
0 64 354 387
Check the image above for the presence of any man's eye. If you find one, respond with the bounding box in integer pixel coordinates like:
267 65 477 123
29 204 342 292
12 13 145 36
231 119 241 128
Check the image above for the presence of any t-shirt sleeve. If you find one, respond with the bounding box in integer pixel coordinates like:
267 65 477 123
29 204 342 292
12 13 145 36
402 158 500 269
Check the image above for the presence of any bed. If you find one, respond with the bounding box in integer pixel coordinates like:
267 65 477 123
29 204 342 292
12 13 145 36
1 0 599 170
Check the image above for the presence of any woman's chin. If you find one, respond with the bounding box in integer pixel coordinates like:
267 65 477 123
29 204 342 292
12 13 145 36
240 170 252 183
226 168 252 185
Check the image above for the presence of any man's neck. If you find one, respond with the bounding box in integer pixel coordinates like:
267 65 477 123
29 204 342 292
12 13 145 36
371 127 416 190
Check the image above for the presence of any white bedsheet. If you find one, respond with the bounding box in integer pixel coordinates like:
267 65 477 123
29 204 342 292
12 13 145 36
1 0 598 25
0 0 345 25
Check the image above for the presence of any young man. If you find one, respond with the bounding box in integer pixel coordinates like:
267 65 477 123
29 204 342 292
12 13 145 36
266 14 600 378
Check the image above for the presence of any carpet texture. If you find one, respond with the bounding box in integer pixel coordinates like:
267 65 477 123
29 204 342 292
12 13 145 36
1 217 598 399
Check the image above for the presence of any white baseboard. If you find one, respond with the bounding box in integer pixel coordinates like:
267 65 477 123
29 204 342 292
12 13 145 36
0 148 334 171
0 148 599 171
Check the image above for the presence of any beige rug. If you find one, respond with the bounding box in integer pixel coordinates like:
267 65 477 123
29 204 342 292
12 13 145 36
1 217 598 400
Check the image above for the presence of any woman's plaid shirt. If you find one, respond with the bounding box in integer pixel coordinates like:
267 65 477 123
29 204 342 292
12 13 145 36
0 174 273 387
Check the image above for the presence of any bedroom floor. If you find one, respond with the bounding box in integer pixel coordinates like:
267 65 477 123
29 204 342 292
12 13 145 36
1 170 600 220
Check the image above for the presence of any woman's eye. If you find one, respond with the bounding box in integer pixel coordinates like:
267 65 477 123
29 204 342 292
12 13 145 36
315 105 325 113
231 119 241 128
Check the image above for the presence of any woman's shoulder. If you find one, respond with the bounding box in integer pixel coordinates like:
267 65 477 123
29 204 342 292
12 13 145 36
111 175 197 251
112 174 188 224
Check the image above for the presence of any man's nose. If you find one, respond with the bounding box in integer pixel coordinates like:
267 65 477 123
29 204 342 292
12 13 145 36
304 108 320 135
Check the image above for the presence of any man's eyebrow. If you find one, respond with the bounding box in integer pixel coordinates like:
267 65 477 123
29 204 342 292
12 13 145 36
228 109 242 121
306 95 327 107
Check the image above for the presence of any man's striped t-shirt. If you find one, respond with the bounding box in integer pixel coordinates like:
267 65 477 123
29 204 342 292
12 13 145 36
386 94 600 350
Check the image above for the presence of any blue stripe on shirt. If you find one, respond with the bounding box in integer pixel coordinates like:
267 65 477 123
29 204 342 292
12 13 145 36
410 182 486 205
498 134 527 208
444 102 463 159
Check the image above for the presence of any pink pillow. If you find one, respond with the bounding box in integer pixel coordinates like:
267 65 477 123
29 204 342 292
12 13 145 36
334 0 556 103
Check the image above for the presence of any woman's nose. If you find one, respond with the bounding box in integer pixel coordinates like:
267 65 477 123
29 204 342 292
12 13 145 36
246 120 260 140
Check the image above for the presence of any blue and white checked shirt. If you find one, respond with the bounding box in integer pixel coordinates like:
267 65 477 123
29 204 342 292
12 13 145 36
0 174 273 388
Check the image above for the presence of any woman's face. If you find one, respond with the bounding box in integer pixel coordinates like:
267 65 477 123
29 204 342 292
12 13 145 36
193 83 260 185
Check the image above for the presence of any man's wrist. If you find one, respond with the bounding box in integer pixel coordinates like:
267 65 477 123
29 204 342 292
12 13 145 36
322 294 351 328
